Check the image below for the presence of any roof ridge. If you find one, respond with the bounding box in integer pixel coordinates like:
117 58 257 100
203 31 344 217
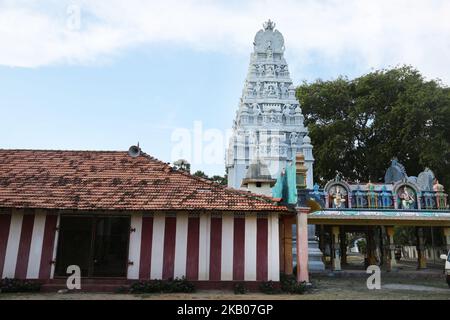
0 148 128 153
168 166 282 205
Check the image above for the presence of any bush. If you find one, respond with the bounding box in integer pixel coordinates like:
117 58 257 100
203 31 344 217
259 281 281 294
233 282 247 294
129 277 195 294
280 273 308 294
0 278 41 293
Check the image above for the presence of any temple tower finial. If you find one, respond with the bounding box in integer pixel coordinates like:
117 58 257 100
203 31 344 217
263 19 276 31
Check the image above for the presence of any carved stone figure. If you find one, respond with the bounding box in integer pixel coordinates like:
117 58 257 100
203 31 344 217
289 132 299 145
433 179 444 192
280 82 288 97
399 186 415 209
332 187 346 209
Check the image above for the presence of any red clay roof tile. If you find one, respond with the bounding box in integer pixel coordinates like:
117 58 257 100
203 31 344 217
0 149 289 213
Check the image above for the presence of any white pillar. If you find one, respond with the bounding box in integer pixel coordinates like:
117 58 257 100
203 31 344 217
331 226 341 271
386 226 397 271
296 208 309 283
268 212 279 281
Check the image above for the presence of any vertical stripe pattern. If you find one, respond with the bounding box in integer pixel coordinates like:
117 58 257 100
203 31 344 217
0 211 280 282
198 214 211 280
209 217 222 281
27 211 47 279
162 217 176 279
174 212 188 278
38 214 57 279
0 213 12 277
233 216 245 281
220 214 234 281
139 216 153 279
150 214 165 279
127 213 142 280
14 214 34 279
2 210 24 278
256 217 268 281
186 217 200 280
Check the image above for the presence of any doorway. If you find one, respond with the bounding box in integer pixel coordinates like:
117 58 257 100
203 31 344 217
55 216 130 278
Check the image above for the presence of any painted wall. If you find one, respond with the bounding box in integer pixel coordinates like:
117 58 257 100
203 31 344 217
0 209 59 280
128 212 280 282
0 210 280 282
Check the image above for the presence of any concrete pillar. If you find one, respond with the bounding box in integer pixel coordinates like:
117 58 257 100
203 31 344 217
366 227 377 266
331 226 341 271
339 226 347 265
282 217 294 275
296 208 309 283
279 218 285 274
386 226 397 271
416 227 427 269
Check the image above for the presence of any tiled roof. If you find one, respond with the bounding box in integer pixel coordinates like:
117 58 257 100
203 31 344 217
0 149 289 212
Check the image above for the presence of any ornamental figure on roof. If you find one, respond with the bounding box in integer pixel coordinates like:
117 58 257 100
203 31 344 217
263 19 276 31
332 186 347 209
433 179 447 209
399 186 416 209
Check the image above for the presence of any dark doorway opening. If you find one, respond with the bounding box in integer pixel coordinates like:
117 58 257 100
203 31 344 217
55 216 130 278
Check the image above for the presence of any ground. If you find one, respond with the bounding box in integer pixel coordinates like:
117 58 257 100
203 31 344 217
1 275 449 300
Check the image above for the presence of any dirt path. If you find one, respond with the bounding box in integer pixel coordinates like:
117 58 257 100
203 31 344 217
1 277 449 300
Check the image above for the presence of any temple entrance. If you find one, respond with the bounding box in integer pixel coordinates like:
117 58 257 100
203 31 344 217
312 222 450 273
55 216 130 278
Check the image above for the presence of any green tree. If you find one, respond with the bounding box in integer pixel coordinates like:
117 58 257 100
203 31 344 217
193 170 209 179
210 175 228 186
296 66 450 190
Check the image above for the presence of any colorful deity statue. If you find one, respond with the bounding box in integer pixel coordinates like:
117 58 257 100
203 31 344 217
433 179 447 209
399 186 415 209
380 185 391 208
332 186 347 209
366 181 378 208
353 185 365 208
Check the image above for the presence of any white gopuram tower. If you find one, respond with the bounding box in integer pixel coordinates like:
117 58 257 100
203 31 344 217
226 20 325 272
226 20 313 190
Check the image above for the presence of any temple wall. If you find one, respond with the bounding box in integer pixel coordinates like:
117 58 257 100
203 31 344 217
0 210 280 282
0 209 58 280
129 212 280 282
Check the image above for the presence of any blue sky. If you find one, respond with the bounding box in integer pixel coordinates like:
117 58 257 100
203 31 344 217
1 0 449 176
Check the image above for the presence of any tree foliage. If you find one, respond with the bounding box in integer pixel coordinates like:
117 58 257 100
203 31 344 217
296 66 450 190
193 170 227 186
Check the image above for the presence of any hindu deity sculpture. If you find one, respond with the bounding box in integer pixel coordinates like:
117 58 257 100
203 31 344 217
332 186 347 209
366 181 377 208
399 186 415 209
433 179 447 209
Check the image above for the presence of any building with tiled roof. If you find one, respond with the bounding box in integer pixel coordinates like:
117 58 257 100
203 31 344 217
0 149 288 212
0 148 291 288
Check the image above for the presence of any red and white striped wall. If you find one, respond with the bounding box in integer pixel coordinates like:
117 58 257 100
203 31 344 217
1 210 280 282
0 209 59 280
127 212 280 282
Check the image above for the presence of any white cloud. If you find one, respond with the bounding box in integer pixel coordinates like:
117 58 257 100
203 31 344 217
1 0 450 83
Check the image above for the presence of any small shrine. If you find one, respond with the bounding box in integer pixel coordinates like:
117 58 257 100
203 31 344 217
297 159 450 272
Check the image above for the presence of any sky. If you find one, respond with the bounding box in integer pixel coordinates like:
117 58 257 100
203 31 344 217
1 0 450 176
